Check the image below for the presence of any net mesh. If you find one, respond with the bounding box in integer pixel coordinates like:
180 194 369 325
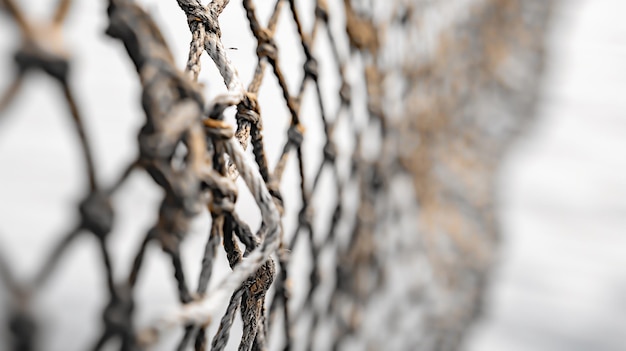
0 0 551 350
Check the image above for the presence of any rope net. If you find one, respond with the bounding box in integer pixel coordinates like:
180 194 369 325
0 0 551 350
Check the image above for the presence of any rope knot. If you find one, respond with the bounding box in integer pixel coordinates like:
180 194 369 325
371 165 385 190
315 0 329 22
237 108 262 129
323 141 337 163
206 92 242 119
169 170 204 216
256 31 278 60
332 203 342 224
208 196 236 216
157 226 183 256
340 82 351 104
14 49 70 83
79 192 114 239
240 92 259 112
309 265 320 290
304 58 319 80
181 1 222 37
351 153 361 175
287 124 305 147
208 179 238 216
267 180 284 215
157 199 192 253
204 118 234 140
236 93 262 128
138 130 177 161
298 206 314 230
102 285 134 335
8 309 37 351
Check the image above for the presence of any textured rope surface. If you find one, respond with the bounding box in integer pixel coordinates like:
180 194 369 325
0 0 552 350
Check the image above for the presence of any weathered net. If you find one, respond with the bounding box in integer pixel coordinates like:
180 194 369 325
0 0 551 350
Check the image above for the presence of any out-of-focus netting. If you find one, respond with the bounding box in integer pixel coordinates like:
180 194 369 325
0 0 551 350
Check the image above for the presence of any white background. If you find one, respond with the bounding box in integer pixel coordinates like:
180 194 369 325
467 1 626 350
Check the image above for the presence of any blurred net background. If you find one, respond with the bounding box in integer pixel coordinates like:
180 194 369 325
4 0 621 350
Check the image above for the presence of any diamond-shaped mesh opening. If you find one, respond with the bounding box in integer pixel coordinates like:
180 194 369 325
274 9 306 96
257 73 291 171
